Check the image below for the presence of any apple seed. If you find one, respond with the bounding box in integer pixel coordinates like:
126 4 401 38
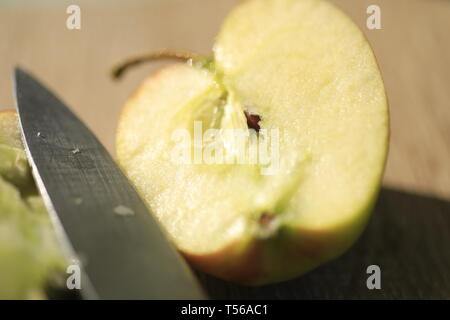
258 212 274 227
244 110 261 132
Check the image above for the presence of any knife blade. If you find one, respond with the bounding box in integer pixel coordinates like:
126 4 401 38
13 67 206 300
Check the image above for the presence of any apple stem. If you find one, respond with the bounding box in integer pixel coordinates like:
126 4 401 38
111 50 211 79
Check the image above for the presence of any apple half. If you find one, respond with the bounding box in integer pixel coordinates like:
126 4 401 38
116 0 388 285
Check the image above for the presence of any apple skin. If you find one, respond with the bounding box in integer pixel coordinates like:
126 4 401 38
185 194 375 285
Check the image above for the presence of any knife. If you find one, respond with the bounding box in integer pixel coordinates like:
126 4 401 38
13 67 206 300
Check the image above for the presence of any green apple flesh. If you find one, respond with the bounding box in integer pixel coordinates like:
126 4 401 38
116 0 388 285
0 110 63 298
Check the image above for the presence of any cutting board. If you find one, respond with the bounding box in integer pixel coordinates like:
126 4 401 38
0 0 449 299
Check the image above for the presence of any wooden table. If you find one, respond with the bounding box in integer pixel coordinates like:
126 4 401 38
1 0 449 299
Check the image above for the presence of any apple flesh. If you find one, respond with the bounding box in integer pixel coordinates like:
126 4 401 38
0 110 63 299
116 0 388 285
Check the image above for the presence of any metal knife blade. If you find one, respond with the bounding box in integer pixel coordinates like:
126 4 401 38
13 67 206 300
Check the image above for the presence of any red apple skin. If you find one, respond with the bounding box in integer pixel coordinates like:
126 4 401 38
184 240 264 285
183 199 375 286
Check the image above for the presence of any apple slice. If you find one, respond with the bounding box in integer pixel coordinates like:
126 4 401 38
0 110 64 298
116 0 388 285
0 110 36 191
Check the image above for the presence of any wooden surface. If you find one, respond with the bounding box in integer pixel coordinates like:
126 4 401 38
1 0 450 299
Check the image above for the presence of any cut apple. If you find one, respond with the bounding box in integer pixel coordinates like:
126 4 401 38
0 110 64 298
116 0 388 285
